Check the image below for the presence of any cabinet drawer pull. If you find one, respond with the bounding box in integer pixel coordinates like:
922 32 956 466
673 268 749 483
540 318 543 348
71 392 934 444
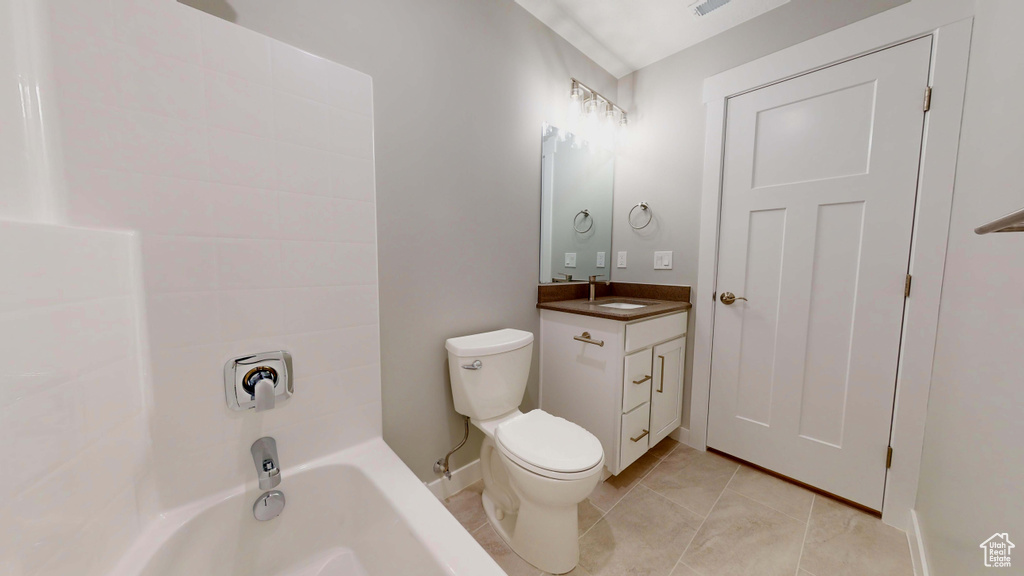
657 355 665 393
632 375 652 385
630 429 649 443
573 332 604 347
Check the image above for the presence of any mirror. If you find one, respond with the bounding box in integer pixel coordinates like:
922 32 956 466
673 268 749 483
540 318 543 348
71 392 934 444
539 125 615 283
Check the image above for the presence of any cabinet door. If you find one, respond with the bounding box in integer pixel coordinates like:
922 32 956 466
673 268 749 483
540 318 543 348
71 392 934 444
650 336 685 445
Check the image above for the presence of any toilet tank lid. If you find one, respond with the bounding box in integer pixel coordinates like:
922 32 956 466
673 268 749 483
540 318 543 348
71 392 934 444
445 329 534 357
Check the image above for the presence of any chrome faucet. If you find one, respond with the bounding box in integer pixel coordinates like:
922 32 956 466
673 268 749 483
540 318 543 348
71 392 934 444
251 437 281 490
589 275 609 302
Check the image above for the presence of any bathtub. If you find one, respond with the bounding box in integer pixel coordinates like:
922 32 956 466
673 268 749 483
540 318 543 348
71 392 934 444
111 438 505 576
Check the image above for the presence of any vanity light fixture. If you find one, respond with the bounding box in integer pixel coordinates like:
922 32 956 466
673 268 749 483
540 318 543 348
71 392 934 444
567 78 628 148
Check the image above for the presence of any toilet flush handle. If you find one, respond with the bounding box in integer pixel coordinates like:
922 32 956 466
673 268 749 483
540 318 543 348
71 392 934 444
461 360 483 370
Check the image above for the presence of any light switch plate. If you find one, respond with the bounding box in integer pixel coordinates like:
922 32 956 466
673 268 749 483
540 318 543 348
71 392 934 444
654 251 673 270
565 252 577 268
617 251 627 268
596 252 606 268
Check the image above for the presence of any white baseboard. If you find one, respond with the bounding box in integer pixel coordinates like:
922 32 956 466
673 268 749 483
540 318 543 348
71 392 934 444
907 509 930 576
425 459 482 501
670 425 706 451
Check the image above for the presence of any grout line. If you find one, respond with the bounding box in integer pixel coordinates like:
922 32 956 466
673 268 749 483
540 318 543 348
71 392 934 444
794 495 816 576
722 485 813 524
674 465 740 568
577 441 679 541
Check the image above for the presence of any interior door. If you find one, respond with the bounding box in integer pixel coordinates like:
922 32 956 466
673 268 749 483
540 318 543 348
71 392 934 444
651 337 685 445
707 38 932 510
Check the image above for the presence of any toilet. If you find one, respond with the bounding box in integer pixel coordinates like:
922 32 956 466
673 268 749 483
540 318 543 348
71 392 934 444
446 329 604 575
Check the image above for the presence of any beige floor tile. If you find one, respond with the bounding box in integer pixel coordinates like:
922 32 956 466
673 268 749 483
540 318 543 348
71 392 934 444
544 565 593 576
682 490 806 576
473 523 543 576
578 485 701 576
588 450 662 511
726 465 815 521
578 498 605 536
647 436 680 460
798 571 815 576
443 480 487 532
800 496 913 576
668 562 703 576
642 445 739 517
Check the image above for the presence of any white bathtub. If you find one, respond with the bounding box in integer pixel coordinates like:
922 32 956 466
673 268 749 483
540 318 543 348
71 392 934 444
111 439 505 576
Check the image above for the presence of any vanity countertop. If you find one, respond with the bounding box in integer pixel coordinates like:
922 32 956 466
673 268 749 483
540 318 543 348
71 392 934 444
537 296 691 321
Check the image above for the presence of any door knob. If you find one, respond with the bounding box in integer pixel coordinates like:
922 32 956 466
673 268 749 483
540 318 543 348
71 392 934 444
720 292 748 305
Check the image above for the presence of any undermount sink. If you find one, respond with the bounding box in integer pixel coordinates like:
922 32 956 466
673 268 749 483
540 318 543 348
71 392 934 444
598 302 647 310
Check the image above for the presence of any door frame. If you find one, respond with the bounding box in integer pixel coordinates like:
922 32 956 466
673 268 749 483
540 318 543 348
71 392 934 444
690 4 974 529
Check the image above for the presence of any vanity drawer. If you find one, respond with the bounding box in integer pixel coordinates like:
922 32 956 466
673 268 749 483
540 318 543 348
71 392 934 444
625 312 686 353
620 402 651 471
622 348 653 413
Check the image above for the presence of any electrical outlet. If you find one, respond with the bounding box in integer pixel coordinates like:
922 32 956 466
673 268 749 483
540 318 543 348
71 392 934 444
654 251 673 270
565 252 577 268
617 251 627 268
596 252 606 268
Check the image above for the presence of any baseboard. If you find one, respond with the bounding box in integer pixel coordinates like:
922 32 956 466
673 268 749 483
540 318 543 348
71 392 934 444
907 509 930 576
671 424 696 446
425 459 482 501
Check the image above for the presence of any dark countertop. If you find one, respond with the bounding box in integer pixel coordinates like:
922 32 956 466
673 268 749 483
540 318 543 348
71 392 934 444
537 296 691 321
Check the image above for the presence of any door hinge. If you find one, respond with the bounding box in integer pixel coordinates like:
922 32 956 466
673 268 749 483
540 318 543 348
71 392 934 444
923 87 932 112
886 446 894 469
904 274 912 298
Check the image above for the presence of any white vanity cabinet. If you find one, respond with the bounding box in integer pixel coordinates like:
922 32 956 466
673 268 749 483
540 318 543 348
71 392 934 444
539 309 687 475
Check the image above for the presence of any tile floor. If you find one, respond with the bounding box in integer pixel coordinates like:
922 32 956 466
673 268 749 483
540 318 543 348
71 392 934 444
441 438 914 576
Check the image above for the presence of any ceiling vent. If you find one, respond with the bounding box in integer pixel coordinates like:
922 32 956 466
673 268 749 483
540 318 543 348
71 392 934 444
693 0 732 16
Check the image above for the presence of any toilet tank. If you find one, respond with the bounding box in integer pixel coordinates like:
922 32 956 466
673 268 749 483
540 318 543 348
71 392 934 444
445 329 534 420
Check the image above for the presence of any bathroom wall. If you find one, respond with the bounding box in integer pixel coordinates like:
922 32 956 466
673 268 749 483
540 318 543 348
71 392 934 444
33 0 381 512
611 0 908 430
178 0 618 481
0 221 150 576
914 0 1024 572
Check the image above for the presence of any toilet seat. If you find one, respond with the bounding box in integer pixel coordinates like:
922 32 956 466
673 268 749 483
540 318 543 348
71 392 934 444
495 410 604 480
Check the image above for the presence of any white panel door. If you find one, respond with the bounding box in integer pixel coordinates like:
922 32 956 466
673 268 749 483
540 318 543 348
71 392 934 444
707 38 932 510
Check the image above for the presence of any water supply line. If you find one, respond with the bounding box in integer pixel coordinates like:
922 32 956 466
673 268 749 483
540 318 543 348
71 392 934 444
433 416 470 480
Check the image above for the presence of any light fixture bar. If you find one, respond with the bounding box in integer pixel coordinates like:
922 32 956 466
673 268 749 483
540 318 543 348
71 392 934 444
571 78 627 121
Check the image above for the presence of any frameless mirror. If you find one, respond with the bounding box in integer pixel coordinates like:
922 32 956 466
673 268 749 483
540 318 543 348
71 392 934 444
539 125 614 283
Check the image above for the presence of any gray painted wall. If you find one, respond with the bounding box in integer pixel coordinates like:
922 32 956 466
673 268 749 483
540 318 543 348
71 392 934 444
611 0 908 427
915 1 1024 572
178 0 616 481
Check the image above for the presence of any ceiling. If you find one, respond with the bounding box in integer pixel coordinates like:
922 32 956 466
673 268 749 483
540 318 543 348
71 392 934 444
515 0 792 78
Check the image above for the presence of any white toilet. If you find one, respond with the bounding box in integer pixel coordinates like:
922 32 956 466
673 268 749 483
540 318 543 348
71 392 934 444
446 329 604 575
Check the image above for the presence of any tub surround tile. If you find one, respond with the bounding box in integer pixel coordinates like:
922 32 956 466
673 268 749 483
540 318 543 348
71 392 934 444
578 485 700 576
642 444 739 517
800 496 914 576
726 465 815 522
682 490 805 576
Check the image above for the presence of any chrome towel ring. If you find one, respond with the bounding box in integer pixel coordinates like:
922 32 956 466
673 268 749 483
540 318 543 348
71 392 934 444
629 202 652 230
573 209 593 233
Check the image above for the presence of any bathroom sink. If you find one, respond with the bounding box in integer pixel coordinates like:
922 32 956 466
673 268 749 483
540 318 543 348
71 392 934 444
598 302 647 310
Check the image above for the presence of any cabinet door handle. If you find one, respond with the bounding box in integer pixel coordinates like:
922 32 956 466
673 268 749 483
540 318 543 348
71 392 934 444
632 375 652 385
573 332 604 347
630 429 649 443
657 355 665 393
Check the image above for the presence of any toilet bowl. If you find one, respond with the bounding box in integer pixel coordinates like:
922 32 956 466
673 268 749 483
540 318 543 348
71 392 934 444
446 330 605 575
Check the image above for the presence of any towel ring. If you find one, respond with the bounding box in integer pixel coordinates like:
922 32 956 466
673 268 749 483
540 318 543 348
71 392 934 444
629 202 652 230
573 209 593 233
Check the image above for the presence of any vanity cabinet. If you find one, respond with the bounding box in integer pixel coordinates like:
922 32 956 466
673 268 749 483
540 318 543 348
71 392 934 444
539 309 687 475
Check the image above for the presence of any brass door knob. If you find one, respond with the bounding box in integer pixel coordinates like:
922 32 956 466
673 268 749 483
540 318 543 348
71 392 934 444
720 292 748 305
